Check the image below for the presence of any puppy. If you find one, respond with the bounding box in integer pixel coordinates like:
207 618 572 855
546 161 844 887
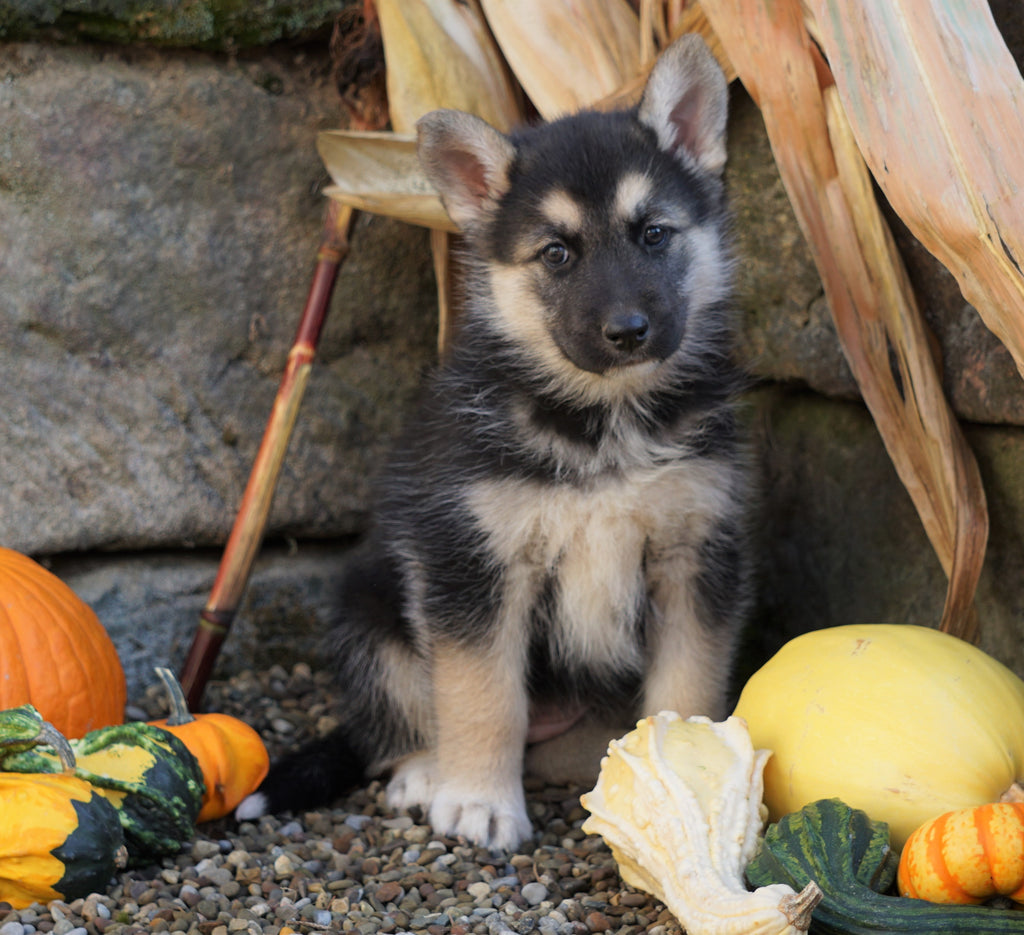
239 34 751 851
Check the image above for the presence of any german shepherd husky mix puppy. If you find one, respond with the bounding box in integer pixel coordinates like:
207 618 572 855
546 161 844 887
238 35 751 850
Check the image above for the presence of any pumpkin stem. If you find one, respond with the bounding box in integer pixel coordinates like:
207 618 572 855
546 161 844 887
36 721 77 771
1000 782 1024 804
0 704 77 770
155 667 197 727
779 880 824 931
22 716 77 770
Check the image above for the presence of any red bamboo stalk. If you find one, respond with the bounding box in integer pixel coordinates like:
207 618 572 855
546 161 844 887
178 202 357 709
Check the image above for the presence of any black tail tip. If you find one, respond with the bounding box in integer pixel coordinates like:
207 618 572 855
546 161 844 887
235 732 367 819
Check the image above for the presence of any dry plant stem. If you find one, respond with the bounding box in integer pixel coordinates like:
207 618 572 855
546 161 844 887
701 0 987 642
1001 783 1024 804
178 202 357 709
36 722 76 771
155 666 197 728
431 229 456 358
805 0 1024 380
780 884 824 929
638 0 670 65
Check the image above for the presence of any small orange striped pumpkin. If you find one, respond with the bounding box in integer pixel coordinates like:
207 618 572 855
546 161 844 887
0 547 126 737
897 802 1024 905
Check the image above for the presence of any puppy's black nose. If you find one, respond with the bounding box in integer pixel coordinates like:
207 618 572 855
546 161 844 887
603 312 650 351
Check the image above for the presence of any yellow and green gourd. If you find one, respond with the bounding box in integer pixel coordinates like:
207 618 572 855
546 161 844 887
0 704 204 864
0 705 126 907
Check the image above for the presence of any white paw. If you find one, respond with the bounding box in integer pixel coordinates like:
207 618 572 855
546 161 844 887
386 750 437 811
234 791 268 821
428 784 532 851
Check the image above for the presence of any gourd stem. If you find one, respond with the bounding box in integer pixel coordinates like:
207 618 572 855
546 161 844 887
780 880 824 931
155 666 197 727
37 722 76 771
1000 781 1024 803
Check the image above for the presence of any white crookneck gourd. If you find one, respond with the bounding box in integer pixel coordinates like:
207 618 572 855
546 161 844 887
581 713 822 935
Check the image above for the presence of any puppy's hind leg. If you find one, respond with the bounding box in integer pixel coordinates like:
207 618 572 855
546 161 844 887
386 748 438 812
239 544 429 819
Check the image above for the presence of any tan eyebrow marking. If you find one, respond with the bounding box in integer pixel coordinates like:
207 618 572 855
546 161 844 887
613 172 654 223
539 188 585 233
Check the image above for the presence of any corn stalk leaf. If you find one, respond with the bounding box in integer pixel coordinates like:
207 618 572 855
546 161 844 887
702 0 988 641
481 0 641 119
317 130 454 232
804 0 1024 383
375 0 521 133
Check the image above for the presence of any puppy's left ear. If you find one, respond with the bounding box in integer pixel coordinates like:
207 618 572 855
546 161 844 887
639 34 729 176
417 109 516 232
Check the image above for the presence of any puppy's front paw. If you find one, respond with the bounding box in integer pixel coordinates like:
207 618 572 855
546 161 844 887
429 785 532 851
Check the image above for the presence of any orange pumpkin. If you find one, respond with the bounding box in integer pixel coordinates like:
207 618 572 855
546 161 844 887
148 668 269 822
898 802 1024 905
0 548 125 737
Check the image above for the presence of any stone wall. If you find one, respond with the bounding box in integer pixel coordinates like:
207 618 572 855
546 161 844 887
1 36 440 694
3 4 1023 700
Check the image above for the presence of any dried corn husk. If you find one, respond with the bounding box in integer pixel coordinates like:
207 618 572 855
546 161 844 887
316 131 455 232
375 0 520 133
702 0 988 641
803 0 1024 382
481 0 641 119
600 2 736 112
372 0 523 355
581 713 822 935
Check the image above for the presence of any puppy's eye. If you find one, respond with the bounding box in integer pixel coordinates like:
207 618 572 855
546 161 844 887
540 242 570 268
642 225 668 247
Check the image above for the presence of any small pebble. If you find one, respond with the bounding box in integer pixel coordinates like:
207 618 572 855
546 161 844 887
521 883 549 906
274 854 296 876
192 840 222 860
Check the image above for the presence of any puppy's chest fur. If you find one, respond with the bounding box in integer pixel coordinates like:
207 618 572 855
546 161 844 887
459 407 737 674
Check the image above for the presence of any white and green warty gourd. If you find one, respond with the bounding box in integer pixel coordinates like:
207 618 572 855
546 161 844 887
581 712 822 935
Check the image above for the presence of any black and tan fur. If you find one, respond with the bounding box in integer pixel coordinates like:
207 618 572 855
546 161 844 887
238 35 752 850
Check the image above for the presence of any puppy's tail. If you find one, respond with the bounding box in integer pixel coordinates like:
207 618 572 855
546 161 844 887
235 726 368 820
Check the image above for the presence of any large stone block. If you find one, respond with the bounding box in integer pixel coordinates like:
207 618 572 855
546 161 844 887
50 542 344 700
745 388 1024 682
726 86 1024 427
0 0 342 47
0 42 438 555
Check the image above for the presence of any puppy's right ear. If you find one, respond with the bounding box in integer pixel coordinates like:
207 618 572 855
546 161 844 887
417 110 516 232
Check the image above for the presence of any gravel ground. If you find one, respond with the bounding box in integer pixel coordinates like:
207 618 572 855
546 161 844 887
2 665 683 935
